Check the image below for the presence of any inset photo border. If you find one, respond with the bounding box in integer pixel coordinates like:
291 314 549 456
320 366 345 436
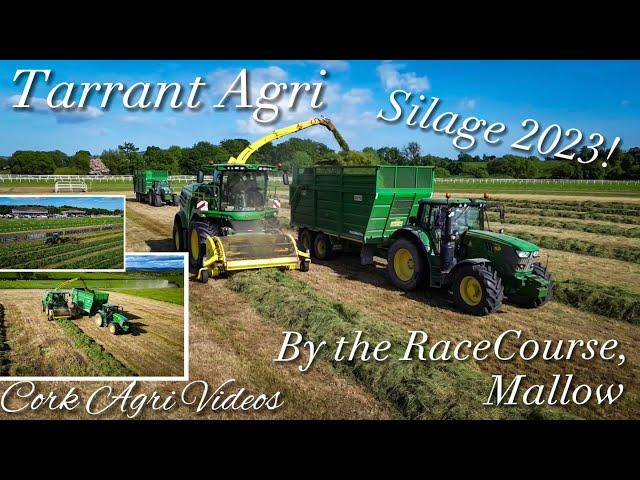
0 252 189 382
0 194 126 272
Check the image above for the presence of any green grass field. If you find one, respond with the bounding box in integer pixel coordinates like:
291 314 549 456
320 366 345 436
435 179 640 196
0 216 123 234
0 179 192 192
113 287 184 305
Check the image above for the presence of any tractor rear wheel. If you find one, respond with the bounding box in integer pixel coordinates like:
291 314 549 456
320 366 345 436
452 263 503 316
511 262 554 308
387 238 425 291
313 233 333 260
298 229 314 255
94 313 104 327
188 220 219 274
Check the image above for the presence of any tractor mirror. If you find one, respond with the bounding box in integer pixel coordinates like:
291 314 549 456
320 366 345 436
283 172 290 185
197 171 204 183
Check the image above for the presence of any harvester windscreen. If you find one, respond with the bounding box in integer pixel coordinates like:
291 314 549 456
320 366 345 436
221 171 268 211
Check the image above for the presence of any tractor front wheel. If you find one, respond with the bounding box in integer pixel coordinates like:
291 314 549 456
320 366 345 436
108 323 118 335
154 194 163 207
387 238 425 291
452 263 503 316
173 220 185 252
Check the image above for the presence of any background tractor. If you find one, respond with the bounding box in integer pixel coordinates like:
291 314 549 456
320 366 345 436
290 165 553 316
41 290 71 320
94 304 130 335
45 233 79 245
173 117 348 282
134 170 180 207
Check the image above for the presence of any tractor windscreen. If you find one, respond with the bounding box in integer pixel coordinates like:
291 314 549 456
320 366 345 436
221 171 268 211
451 206 481 232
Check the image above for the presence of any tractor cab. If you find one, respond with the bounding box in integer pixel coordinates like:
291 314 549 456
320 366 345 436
153 179 173 195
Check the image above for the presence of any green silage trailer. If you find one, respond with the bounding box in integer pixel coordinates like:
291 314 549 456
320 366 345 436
290 165 435 263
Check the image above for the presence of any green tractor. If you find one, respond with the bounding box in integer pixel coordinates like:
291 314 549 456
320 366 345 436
133 170 180 207
387 197 553 315
41 290 71 320
94 304 130 335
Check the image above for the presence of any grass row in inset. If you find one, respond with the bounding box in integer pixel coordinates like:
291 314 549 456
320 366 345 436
56 318 134 377
0 305 8 375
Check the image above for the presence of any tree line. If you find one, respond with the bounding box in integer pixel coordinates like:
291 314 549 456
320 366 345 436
2 139 639 180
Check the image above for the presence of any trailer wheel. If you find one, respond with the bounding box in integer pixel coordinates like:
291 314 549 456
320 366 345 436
154 194 163 207
452 263 503 316
188 220 219 273
94 313 104 327
298 229 314 255
387 238 425 291
313 233 333 260
147 191 153 204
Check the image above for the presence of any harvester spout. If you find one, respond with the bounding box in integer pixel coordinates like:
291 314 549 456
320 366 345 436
228 117 349 165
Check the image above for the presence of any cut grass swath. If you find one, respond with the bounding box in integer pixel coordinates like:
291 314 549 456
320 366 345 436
0 305 8 375
56 318 134 377
227 269 572 420
554 280 640 325
500 199 640 216
514 232 640 264
505 207 640 225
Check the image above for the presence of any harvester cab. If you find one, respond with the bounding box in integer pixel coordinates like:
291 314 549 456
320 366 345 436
94 304 130 335
389 197 553 315
173 117 349 282
41 290 71 321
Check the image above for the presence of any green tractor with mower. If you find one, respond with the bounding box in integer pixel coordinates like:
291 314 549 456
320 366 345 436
93 304 130 335
290 165 553 316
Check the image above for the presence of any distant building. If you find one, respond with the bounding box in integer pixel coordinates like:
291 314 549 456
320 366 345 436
62 209 86 217
11 208 48 217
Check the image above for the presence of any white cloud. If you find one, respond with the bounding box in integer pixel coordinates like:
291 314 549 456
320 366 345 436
308 60 350 72
459 98 477 109
6 94 103 123
208 66 288 97
376 61 430 91
119 115 148 124
342 88 373 105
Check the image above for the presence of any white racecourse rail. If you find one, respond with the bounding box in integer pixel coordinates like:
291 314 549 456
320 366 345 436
0 175 636 186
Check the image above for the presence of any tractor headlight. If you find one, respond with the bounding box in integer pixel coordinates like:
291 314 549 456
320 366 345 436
532 251 540 257
516 250 530 258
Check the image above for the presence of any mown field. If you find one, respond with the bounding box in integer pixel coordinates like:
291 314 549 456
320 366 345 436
0 225 124 269
0 216 123 233
0 269 185 377
113 190 640 420
435 179 640 196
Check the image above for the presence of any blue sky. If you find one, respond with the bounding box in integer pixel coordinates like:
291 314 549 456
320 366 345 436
126 254 184 270
0 60 638 158
0 196 123 209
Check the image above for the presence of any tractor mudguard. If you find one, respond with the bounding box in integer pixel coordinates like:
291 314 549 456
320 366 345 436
443 258 492 285
389 228 430 257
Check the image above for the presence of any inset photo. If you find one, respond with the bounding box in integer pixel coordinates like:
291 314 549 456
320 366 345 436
0 252 187 380
0 195 125 271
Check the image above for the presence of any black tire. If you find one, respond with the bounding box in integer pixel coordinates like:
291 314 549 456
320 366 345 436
108 323 118 335
313 233 333 260
200 269 209 284
42 304 45 313
387 238 426 291
188 220 219 273
452 263 503 316
173 194 180 206
300 259 310 272
511 262 553 308
147 191 153 204
298 229 314 255
94 312 105 327
154 194 163 207
173 218 185 252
